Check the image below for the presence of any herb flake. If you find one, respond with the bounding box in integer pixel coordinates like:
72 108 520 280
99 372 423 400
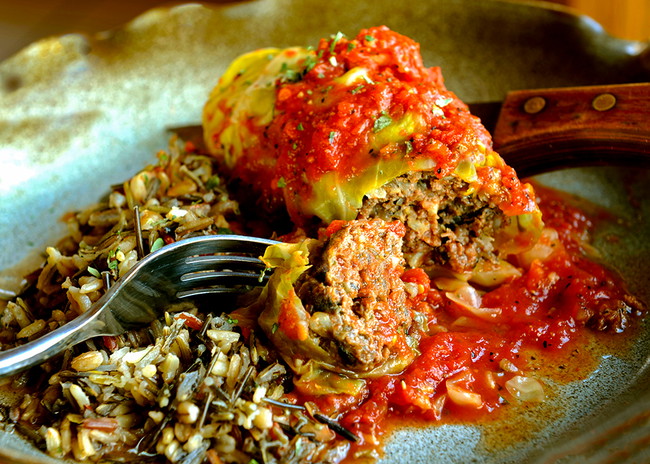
435 96 454 107
279 62 299 82
373 113 393 133
108 259 118 272
330 31 345 53
150 237 165 253
87 266 101 278
205 175 221 190
304 54 317 73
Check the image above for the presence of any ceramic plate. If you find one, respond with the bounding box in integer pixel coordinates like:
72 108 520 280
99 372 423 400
0 1 648 462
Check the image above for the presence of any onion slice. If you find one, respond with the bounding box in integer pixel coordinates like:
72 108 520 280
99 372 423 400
504 375 545 402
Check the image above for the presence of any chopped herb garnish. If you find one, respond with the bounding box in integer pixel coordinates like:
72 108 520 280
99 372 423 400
373 112 393 133
405 140 413 154
297 123 304 131
364 34 375 42
350 85 365 95
304 54 317 73
272 323 279 334
435 96 454 107
361 74 375 85
347 42 356 52
205 175 221 190
330 31 345 53
279 62 299 82
87 266 101 278
150 237 165 253
328 131 337 144
277 177 287 188
226 316 239 324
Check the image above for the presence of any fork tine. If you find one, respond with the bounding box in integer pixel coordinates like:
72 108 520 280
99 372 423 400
183 255 267 272
177 283 264 298
173 234 277 258
169 235 278 299
180 269 267 285
177 270 269 298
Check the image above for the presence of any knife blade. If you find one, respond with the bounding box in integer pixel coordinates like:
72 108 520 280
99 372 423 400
467 82 650 177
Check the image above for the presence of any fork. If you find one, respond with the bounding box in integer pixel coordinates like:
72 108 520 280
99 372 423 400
0 234 279 378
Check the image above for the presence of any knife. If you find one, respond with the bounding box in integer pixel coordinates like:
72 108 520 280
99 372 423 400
468 82 650 177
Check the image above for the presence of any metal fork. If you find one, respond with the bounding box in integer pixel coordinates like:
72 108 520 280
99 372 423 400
0 234 279 378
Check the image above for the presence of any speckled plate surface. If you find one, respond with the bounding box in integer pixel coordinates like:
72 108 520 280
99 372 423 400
0 1 648 463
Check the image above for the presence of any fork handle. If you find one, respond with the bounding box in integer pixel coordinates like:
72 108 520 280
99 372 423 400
0 302 113 378
492 82 650 177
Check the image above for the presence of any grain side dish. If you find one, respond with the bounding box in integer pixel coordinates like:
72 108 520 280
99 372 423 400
0 26 645 464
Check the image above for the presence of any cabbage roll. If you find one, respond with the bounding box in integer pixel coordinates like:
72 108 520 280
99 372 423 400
203 26 542 274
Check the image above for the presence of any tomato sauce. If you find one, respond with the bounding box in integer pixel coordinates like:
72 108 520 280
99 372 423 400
211 26 537 224
293 185 644 461
204 26 644 462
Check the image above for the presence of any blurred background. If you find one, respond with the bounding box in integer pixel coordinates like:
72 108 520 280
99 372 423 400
552 0 649 40
0 0 648 62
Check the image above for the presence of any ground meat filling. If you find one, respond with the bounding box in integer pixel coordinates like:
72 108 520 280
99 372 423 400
584 293 645 333
294 219 411 372
358 171 506 274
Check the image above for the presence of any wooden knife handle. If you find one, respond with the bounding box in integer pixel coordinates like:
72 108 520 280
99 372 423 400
492 82 650 177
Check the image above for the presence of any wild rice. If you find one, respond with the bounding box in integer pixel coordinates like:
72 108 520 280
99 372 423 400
0 138 348 463
71 351 104 372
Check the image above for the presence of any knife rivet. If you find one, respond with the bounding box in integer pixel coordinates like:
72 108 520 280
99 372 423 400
523 96 546 114
592 93 616 111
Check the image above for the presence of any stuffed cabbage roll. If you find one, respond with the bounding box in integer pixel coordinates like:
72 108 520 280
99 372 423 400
203 26 542 274
243 219 418 392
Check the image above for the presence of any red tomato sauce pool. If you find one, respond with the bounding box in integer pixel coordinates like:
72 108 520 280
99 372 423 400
293 184 645 460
